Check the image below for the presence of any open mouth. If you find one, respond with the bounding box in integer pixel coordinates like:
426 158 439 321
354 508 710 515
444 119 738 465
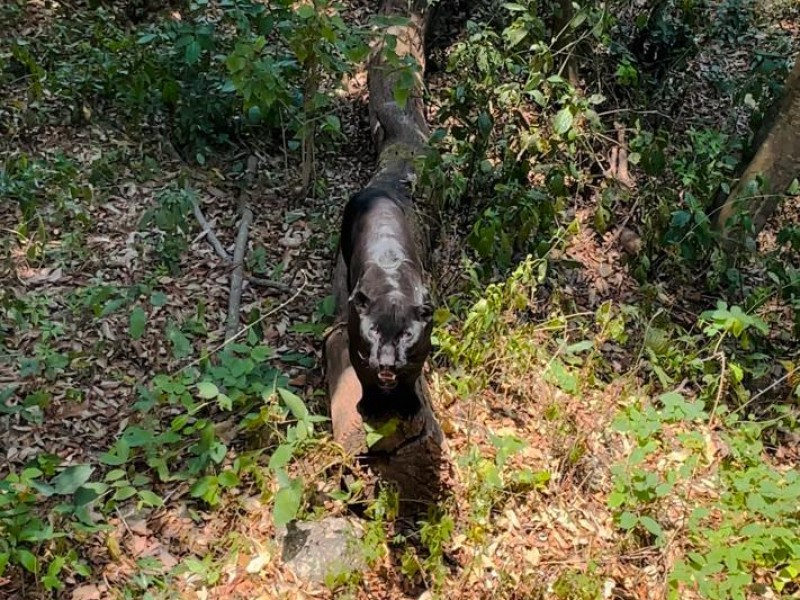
377 369 397 388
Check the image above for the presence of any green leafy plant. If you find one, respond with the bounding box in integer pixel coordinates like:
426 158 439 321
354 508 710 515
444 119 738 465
437 254 547 372
419 2 609 276
669 420 800 600
607 391 707 544
1 153 91 261
460 433 547 543
552 563 603 600
659 130 736 262
700 301 769 346
0 465 99 590
228 0 368 187
138 185 196 273
610 315 799 600
263 386 328 525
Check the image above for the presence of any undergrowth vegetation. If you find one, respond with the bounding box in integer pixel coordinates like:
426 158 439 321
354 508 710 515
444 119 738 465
1 0 798 598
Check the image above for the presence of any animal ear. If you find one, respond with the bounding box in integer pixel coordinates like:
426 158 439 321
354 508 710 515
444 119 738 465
417 300 434 322
349 290 371 314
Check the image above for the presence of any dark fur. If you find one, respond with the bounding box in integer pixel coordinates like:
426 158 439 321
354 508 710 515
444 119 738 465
339 185 433 416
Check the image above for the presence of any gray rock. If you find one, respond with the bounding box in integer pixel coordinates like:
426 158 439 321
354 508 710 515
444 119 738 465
277 517 366 584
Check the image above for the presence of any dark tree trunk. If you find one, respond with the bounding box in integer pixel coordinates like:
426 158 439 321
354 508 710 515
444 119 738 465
714 57 800 249
553 0 579 88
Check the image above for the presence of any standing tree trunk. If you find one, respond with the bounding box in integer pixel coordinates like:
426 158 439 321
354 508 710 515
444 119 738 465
714 57 800 248
553 0 579 89
323 0 448 513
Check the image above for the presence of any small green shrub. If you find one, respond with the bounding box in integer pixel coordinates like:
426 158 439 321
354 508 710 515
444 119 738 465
420 3 610 276
609 302 799 600
138 185 196 273
1 153 91 251
552 564 603 600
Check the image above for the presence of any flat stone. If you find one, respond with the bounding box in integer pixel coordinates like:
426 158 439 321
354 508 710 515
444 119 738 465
276 517 366 584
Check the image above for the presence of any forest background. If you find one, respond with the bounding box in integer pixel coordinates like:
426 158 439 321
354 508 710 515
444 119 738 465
1 0 799 598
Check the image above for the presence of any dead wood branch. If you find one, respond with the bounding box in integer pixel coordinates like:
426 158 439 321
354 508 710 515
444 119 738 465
225 207 253 342
606 122 634 188
193 195 290 294
192 199 232 262
249 275 292 293
177 271 309 375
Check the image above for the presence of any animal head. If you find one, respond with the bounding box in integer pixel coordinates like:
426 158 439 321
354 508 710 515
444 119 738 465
347 287 433 391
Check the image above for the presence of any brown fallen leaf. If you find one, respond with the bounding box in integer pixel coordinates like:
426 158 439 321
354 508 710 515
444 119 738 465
154 547 179 570
619 227 642 255
20 267 63 285
129 534 152 557
71 584 103 600
288 374 306 386
127 519 150 536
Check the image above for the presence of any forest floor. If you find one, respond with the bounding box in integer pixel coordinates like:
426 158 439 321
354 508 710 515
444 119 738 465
1 1 799 599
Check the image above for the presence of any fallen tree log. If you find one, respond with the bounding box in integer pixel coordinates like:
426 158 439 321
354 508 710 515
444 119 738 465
323 0 449 512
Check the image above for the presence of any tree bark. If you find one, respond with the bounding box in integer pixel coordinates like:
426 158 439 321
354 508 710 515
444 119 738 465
553 0 579 89
323 0 449 513
366 0 431 191
714 57 800 248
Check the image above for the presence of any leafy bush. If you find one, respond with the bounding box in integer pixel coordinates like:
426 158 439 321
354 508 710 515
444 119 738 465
420 2 610 275
663 129 742 264
3 0 367 162
1 154 88 231
138 184 197 273
0 326 325 591
0 466 93 591
131 0 370 163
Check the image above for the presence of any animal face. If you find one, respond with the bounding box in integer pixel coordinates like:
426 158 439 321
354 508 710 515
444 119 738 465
348 289 433 391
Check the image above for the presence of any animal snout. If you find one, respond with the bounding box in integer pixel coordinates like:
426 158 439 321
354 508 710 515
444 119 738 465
375 348 398 386
374 347 396 370
377 358 397 381
377 369 397 385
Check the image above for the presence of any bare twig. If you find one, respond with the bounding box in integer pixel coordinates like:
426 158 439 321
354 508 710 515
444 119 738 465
225 207 253 341
729 365 800 418
606 121 634 188
192 199 232 262
249 275 292 293
709 351 726 429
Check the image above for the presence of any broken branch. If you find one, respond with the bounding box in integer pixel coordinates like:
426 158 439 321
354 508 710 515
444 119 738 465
225 207 253 342
192 199 232 262
193 197 290 294
249 275 292 293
